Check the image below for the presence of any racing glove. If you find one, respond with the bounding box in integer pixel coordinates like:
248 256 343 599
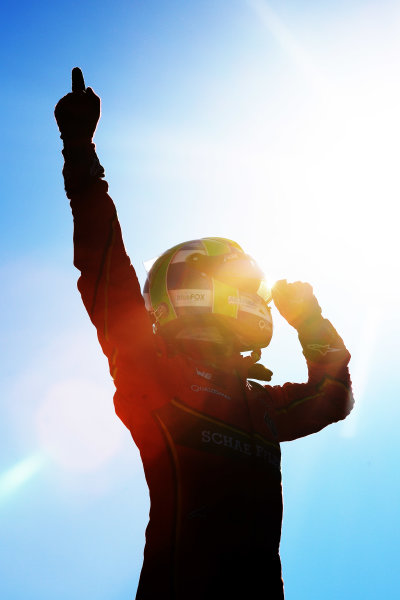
54 67 104 195
272 280 348 364
272 280 321 329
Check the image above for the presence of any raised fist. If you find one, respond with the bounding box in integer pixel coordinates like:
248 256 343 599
271 279 322 329
54 68 101 144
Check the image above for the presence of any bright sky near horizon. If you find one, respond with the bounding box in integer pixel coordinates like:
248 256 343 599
1 1 399 598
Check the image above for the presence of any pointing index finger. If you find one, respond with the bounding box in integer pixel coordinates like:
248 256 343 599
72 67 86 92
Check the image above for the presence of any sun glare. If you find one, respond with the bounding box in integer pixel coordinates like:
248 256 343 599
244 0 399 301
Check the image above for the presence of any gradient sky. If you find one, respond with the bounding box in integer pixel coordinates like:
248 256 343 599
1 1 399 598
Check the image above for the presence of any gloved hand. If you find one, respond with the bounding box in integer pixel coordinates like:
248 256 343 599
272 279 322 329
247 362 273 382
54 68 104 195
54 67 101 145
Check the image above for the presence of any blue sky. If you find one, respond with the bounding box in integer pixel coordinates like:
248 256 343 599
1 1 399 598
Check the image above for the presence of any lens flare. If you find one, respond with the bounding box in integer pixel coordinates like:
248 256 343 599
35 378 124 472
0 454 45 502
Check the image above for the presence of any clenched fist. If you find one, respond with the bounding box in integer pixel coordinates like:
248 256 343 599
54 67 101 144
272 280 322 329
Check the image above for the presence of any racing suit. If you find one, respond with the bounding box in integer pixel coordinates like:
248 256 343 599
69 177 353 600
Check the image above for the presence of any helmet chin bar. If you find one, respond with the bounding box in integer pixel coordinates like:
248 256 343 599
161 313 272 354
169 324 267 366
175 325 227 344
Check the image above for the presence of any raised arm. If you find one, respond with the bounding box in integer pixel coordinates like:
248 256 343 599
266 280 354 442
54 68 153 372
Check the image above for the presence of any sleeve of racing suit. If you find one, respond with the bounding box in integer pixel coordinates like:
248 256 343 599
266 316 354 442
67 174 155 379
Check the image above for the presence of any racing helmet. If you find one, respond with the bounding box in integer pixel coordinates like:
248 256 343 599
143 237 273 351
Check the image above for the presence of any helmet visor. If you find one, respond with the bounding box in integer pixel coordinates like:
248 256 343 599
187 251 272 302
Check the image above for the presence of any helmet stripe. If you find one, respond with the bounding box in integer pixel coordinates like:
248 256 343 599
149 248 180 323
211 279 239 318
201 238 240 318
201 238 232 257
166 262 212 290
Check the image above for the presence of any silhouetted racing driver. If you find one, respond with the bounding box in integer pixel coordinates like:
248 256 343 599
55 68 353 600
